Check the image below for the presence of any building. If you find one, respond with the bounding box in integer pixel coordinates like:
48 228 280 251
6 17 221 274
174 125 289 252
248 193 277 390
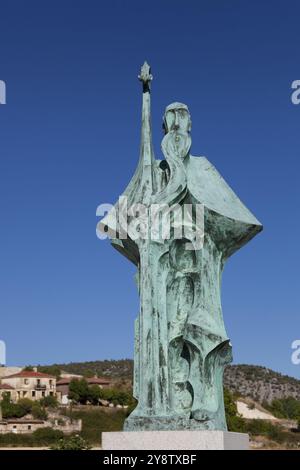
0 416 82 434
0 370 58 402
86 376 111 388
0 419 46 434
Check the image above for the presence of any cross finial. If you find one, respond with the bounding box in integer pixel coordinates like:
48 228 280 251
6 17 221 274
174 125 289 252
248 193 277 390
138 61 153 91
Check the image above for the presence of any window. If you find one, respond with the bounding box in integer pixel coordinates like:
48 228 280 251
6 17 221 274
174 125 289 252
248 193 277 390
13 425 16 429
49 391 53 396
42 391 45 397
24 379 29 385
32 391 36 397
28 425 31 430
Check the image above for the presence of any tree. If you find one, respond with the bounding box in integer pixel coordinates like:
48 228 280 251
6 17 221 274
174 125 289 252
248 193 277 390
33 427 63 444
18 398 33 414
82 369 95 378
40 395 58 408
87 385 101 405
224 388 237 418
68 378 89 404
32 402 48 420
98 387 133 406
1 395 31 419
268 397 300 420
223 388 247 433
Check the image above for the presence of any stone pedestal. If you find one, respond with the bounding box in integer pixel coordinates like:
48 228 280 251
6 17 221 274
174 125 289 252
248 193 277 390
102 430 249 450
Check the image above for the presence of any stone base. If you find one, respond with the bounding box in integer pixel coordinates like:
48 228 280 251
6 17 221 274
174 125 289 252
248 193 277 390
102 430 249 450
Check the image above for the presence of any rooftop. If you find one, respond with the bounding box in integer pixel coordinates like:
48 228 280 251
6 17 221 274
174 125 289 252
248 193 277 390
2 371 55 379
0 383 15 390
56 376 111 385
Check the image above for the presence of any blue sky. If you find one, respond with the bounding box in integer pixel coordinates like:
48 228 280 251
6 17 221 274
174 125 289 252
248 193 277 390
0 0 300 378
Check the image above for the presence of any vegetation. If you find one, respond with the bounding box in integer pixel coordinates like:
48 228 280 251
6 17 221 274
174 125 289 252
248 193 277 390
67 378 134 406
68 378 101 405
0 428 64 447
0 394 52 420
40 395 58 408
62 408 126 445
224 388 246 432
50 434 92 450
45 359 134 379
37 365 61 380
31 402 48 420
224 365 300 403
224 388 300 447
263 397 300 420
99 388 134 406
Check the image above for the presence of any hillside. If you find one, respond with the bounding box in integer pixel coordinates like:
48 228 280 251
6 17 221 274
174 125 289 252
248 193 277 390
53 359 134 379
41 360 300 404
224 364 300 403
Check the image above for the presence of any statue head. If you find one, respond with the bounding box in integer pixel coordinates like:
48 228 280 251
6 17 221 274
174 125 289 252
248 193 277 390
163 102 192 134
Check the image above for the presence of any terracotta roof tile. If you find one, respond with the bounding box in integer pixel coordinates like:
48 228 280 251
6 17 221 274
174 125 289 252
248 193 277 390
0 383 15 390
2 371 55 379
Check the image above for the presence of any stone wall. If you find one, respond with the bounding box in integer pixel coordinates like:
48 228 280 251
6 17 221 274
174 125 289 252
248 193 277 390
0 420 45 434
0 417 82 434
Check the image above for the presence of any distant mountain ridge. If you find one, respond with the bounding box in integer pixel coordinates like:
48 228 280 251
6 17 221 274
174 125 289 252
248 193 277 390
53 359 133 378
45 360 300 404
224 364 300 403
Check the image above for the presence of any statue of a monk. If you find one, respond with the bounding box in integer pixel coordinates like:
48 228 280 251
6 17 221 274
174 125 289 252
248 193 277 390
99 62 262 431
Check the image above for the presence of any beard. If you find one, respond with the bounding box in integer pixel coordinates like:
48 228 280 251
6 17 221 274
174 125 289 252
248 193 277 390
163 129 191 161
157 129 192 205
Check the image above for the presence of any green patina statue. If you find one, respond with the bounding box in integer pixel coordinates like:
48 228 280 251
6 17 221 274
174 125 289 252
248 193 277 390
99 62 262 431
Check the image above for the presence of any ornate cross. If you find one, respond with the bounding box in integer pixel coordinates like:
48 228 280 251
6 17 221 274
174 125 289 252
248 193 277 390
138 61 153 92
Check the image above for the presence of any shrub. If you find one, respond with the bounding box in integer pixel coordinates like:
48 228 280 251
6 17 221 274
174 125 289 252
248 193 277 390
63 408 126 444
224 388 238 418
87 385 101 405
1 396 30 419
0 428 64 447
99 388 133 406
18 398 34 414
266 397 300 420
226 414 247 433
50 434 91 450
32 402 48 420
40 395 58 408
32 427 64 445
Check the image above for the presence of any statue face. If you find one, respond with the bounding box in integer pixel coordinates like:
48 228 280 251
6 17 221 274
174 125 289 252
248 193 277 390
163 103 191 134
